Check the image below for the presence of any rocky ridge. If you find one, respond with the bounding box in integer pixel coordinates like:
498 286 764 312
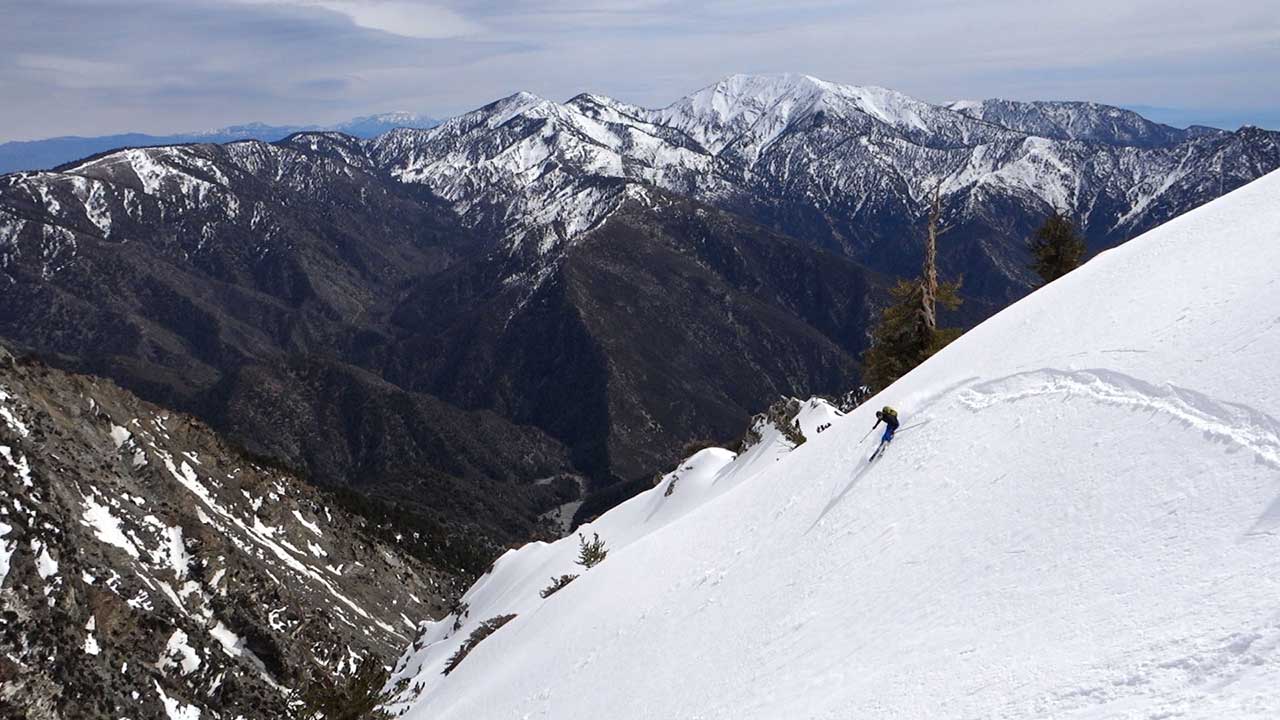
0 345 455 719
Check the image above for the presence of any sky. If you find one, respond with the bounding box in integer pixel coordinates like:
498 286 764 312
1 0 1277 141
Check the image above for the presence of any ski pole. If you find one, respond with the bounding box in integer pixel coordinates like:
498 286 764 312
857 426 875 444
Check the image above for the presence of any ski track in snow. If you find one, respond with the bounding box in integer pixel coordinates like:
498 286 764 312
957 368 1280 470
951 368 1280 540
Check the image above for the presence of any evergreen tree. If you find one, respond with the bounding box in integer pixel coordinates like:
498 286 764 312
576 532 608 569
861 185 964 392
1029 211 1087 284
290 655 392 720
861 279 962 392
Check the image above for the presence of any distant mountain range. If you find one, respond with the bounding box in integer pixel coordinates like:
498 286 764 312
1 73 1277 553
0 112 440 173
368 73 1278 298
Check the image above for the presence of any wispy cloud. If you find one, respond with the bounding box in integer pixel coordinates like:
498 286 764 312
238 0 487 39
1 0 1275 140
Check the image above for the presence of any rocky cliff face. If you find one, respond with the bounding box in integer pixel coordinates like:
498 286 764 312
0 345 456 719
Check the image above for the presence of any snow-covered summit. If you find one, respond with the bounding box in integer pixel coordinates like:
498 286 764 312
342 111 434 126
6 73 1277 288
384 170 1280 719
371 86 721 255
332 111 440 137
946 97 1217 147
364 72 1279 267
652 73 834 153
652 73 999 158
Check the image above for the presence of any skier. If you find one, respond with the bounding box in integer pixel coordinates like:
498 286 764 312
873 406 899 442
869 406 899 461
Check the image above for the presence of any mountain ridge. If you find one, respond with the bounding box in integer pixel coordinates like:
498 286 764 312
0 343 457 719
0 112 440 174
362 73 1279 300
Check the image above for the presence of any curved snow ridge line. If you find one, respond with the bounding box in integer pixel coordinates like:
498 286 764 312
956 368 1280 468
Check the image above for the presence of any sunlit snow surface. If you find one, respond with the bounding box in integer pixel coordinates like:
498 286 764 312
388 170 1280 719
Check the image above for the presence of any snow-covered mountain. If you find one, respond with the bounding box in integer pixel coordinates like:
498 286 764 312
2 76 1278 719
0 130 870 531
0 112 440 174
944 97 1221 147
653 74 1013 158
4 74 1278 294
381 169 1280 719
366 73 1278 295
0 344 458 718
333 111 440 138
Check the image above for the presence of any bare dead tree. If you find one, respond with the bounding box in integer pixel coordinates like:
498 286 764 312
920 182 951 334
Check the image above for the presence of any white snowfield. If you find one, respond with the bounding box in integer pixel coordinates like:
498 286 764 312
386 170 1280 719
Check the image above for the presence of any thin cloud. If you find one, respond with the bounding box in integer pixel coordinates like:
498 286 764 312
238 0 487 39
0 0 1275 140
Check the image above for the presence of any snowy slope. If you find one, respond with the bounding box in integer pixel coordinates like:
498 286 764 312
385 169 1280 719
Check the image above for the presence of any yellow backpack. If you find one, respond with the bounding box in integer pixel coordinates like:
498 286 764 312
881 406 898 419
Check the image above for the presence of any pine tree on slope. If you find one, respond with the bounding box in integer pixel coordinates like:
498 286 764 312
1029 211 1087 284
861 185 964 392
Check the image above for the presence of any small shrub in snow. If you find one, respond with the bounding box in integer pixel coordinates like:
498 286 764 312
738 397 810 452
539 573 579 598
449 601 469 632
576 532 608 569
442 614 517 676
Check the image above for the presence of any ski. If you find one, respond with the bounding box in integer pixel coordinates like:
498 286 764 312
869 441 888 463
